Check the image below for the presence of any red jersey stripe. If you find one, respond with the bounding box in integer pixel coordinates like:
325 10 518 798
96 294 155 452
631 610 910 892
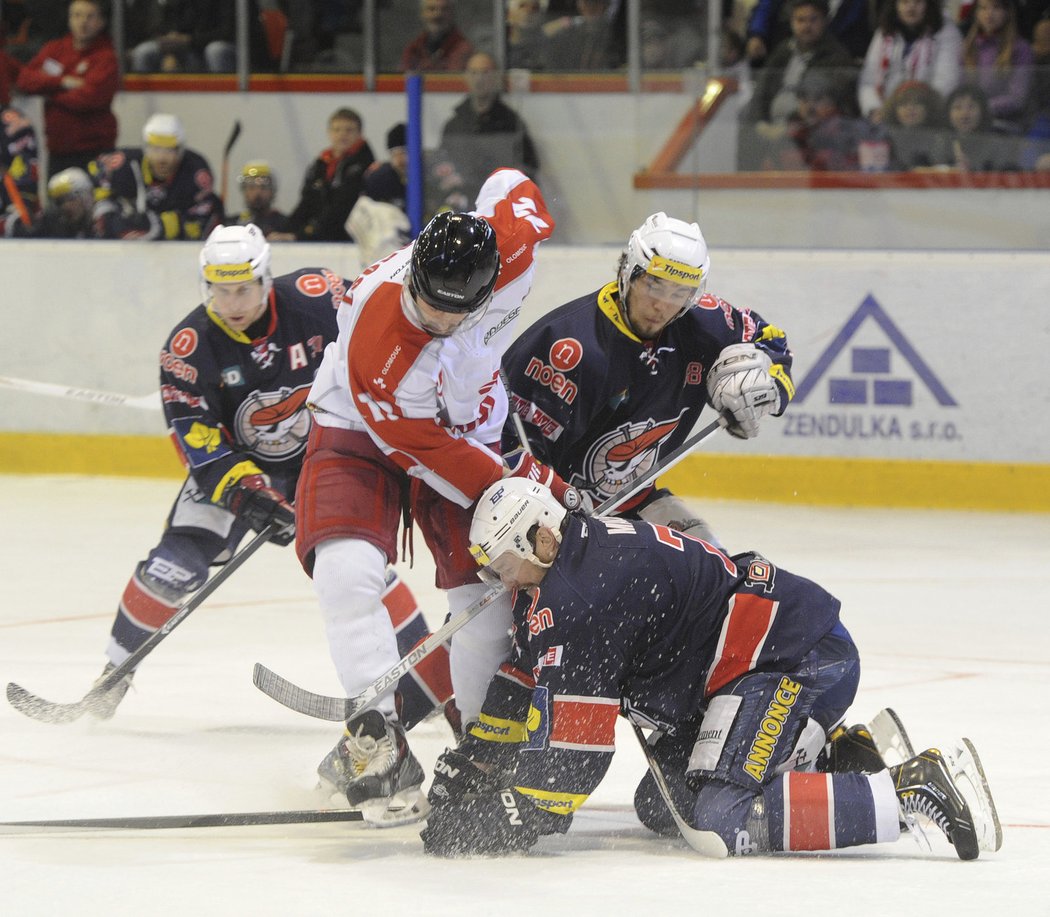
119 577 177 631
785 772 833 851
381 578 419 630
550 696 619 750
704 594 779 696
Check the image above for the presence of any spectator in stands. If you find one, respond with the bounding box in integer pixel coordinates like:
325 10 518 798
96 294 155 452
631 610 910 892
346 124 412 266
1019 17 1050 166
3 0 68 63
543 0 625 71
228 160 293 239
0 101 40 235
439 51 540 201
6 165 99 237
961 0 1034 132
89 112 223 240
859 0 963 120
745 0 875 65
360 122 409 215
400 0 474 73
0 43 22 105
15 0 118 178
739 0 857 169
933 83 1021 165
507 0 550 70
288 106 375 242
755 68 870 170
880 79 947 167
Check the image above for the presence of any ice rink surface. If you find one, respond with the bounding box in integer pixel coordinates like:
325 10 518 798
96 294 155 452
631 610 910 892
2 474 1048 916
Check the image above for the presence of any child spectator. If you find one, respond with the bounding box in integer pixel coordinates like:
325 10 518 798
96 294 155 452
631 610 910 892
880 79 947 166
287 107 375 242
859 0 963 120
14 0 118 177
961 0 1035 132
933 83 1021 166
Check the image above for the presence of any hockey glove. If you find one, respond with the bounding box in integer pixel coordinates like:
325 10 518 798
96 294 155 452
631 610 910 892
420 788 542 857
223 474 296 546
428 749 508 807
706 343 782 439
505 453 588 512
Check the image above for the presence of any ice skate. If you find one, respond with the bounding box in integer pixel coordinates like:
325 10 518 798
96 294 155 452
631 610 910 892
944 738 1003 854
317 709 427 827
891 746 981 860
822 708 915 773
86 663 134 720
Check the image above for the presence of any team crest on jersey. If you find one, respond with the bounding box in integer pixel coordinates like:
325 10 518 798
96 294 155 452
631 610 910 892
250 340 281 369
234 384 312 460
576 411 686 499
221 366 245 386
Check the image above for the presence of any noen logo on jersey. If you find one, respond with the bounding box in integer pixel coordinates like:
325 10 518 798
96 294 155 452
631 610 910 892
648 255 703 287
743 676 802 782
204 262 254 283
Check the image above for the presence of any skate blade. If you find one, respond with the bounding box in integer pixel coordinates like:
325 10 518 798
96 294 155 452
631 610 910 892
946 738 1003 853
868 708 915 767
357 789 430 829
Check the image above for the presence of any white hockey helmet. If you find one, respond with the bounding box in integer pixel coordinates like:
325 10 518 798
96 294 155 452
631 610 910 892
469 477 567 586
47 167 93 204
142 112 186 149
199 223 273 304
617 212 710 322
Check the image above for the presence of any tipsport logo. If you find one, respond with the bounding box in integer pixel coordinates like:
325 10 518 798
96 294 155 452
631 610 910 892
785 295 960 443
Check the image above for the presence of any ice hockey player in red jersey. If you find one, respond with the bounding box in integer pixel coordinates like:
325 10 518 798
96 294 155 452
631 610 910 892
420 479 1003 860
294 167 581 822
502 212 795 547
93 224 450 730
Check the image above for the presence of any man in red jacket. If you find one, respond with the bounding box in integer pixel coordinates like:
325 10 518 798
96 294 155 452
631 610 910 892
15 0 118 178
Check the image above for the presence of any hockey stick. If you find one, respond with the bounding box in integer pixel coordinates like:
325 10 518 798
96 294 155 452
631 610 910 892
6 526 276 725
219 119 242 209
0 374 160 411
0 808 365 833
252 415 728 722
3 172 32 226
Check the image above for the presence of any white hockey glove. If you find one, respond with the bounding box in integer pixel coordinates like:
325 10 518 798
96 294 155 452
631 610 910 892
706 343 782 440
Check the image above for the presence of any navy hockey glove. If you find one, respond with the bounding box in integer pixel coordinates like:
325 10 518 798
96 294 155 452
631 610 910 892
428 749 505 807
223 474 295 546
421 788 543 857
505 453 587 512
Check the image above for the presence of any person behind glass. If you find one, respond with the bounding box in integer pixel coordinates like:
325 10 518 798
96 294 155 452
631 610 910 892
126 0 199 72
543 0 625 71
744 0 875 66
1019 17 1050 168
14 0 117 178
5 165 99 237
345 123 412 265
739 0 858 168
961 0 1035 132
880 79 947 167
933 82 1021 165
0 102 40 235
400 0 475 73
439 52 540 203
0 43 21 106
288 107 375 243
506 0 550 70
859 0 963 122
228 160 293 240
89 112 222 240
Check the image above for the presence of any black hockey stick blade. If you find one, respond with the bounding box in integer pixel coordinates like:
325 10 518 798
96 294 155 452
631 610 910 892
223 119 243 157
253 663 352 722
7 527 275 725
0 808 364 833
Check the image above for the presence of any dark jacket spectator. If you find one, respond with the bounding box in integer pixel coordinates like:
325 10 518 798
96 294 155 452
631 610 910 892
400 0 475 72
544 0 625 70
439 52 540 201
289 107 375 242
15 0 118 177
745 0 875 64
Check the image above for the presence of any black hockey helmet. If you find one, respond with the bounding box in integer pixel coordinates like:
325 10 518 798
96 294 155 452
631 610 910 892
409 212 500 314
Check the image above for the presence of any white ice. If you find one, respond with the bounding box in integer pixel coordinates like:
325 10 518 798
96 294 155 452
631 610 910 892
2 474 1048 916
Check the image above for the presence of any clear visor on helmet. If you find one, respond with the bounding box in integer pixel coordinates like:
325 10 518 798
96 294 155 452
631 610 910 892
638 254 706 308
469 544 526 587
403 283 492 338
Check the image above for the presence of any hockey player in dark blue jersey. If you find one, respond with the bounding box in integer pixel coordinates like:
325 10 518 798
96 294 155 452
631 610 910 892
420 479 1002 860
502 212 794 546
88 113 222 240
89 224 454 730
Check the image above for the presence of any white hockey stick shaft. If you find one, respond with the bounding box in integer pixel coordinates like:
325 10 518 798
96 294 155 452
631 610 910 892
0 374 160 411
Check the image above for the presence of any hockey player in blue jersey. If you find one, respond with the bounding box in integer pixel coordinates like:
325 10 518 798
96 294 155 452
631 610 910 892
89 224 454 729
419 479 1002 860
502 212 794 546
